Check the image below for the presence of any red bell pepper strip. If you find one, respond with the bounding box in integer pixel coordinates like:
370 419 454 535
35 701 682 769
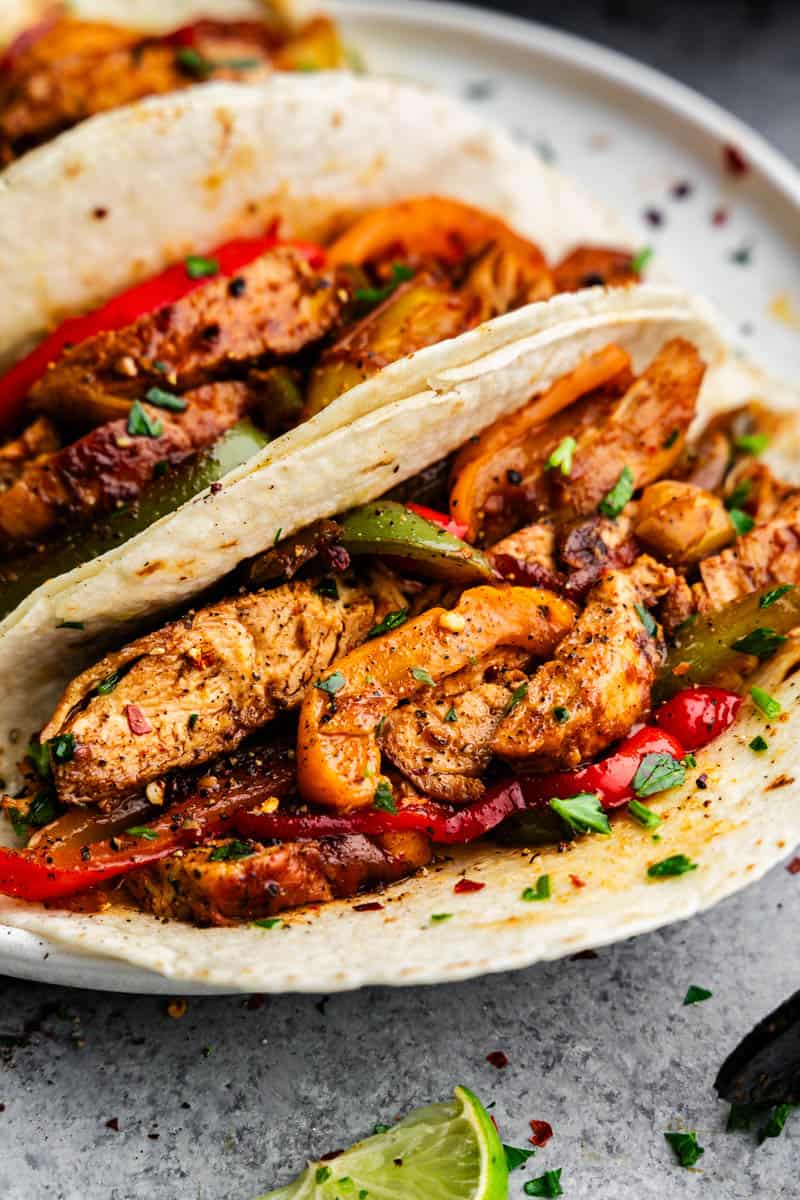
406 502 470 542
653 686 742 751
0 233 326 434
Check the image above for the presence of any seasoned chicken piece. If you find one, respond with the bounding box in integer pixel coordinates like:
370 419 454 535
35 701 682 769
698 492 800 610
31 247 345 428
624 555 678 607
633 480 733 565
125 831 432 926
44 581 376 809
0 416 60 489
551 338 706 518
552 246 639 293
489 523 556 572
723 461 793 524
379 648 530 804
0 382 249 547
492 571 664 769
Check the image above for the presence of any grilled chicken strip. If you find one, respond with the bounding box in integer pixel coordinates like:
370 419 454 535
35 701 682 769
125 831 432 926
552 246 639 293
380 648 530 804
0 416 59 489
43 581 376 810
0 382 249 547
551 338 705 519
30 246 346 428
492 571 664 769
698 491 800 610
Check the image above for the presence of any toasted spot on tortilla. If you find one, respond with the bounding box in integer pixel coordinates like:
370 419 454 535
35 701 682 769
136 561 165 577
767 774 795 790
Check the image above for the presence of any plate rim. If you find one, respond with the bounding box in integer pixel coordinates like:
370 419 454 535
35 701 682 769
3 0 799 995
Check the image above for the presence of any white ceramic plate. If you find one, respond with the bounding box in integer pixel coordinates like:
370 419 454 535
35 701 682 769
2 0 798 993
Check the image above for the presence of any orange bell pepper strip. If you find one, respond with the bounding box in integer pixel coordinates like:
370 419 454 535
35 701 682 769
296 584 576 812
326 195 549 274
448 344 632 543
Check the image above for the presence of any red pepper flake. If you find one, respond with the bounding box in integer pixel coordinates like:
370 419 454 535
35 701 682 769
125 704 152 735
723 143 749 176
353 901 383 912
210 482 223 494
454 878 486 894
529 1119 554 1148
486 1050 509 1069
569 874 586 889
105 1117 120 1132
712 206 729 227
787 857 800 875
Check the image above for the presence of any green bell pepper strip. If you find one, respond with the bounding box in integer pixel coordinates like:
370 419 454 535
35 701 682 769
0 418 269 620
339 500 495 584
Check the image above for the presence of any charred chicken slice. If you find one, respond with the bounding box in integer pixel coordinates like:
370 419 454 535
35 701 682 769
43 580 377 810
698 491 800 610
0 416 59 489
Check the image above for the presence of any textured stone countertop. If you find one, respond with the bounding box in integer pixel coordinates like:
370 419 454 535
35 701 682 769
1 3 798 1198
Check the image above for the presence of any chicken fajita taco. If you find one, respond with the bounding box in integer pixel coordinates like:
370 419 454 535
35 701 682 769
0 1 343 164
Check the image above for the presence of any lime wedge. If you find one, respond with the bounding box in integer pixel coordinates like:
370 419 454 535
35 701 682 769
258 1085 508 1200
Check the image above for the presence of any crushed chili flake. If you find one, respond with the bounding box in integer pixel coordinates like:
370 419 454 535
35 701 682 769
529 1119 554 1148
486 1050 509 1069
210 482 223 495
712 207 729 227
454 878 486 894
569 874 586 889
125 704 152 735
105 1118 120 1132
787 857 800 875
353 901 384 912
723 143 749 176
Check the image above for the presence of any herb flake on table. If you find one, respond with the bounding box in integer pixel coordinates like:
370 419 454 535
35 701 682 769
683 985 713 1006
524 1167 563 1196
664 1130 704 1167
504 1144 536 1171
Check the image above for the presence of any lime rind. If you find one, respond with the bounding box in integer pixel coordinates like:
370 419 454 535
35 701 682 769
258 1085 508 1200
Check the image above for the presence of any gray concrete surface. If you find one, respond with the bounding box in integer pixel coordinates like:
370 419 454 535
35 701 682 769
1 3 798 1198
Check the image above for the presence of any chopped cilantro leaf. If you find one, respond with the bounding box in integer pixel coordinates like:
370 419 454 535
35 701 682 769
56 619 84 630
664 1130 704 1167
316 671 345 695
373 1124 391 1135
410 666 435 686
729 507 755 535
354 263 414 304
731 627 787 659
125 826 158 840
97 670 121 695
545 436 577 476
634 603 657 636
522 875 551 902
253 918 282 930
145 386 187 412
26 740 51 779
648 854 698 879
750 686 781 719
683 985 712 1005
208 840 254 862
367 608 408 639
373 781 396 813
553 706 570 724
681 753 697 769
727 1103 757 1133
633 752 685 798
550 792 611 836
444 705 458 723
315 577 339 600
315 1166 332 1185
734 432 769 456
430 912 453 923
630 245 654 274
760 584 793 608
188 713 199 731
599 465 634 518
759 1103 795 1143
627 799 663 830
725 479 751 510
48 733 75 766
504 1144 536 1171
524 1168 563 1197
749 735 769 753
662 428 680 449
505 682 528 715
127 400 163 438
184 253 219 278
175 47 214 78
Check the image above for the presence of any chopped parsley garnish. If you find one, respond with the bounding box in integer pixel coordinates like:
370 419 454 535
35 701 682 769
759 1103 795 1143
273 527 282 545
522 875 551 902
430 912 453 923
731 627 787 659
750 686 781 719
552 706 570 724
145 386 187 412
545 436 577 476
410 666 435 686
208 840 254 862
127 400 163 438
662 428 680 449
734 432 769 456
373 781 396 813
125 826 159 841
444 705 458 723
683 985 712 1006
726 1103 756 1133
630 245 654 274
11 790 58 837
664 1130 704 1167
315 577 340 600
315 1166 332 1185
354 263 414 305
367 608 408 639
681 753 697 769
749 734 769 753
48 733 76 766
188 713 199 731
504 1144 536 1171
550 792 611 836
633 753 686 798
634 603 657 637
627 799 663 830
97 670 121 695
648 854 698 879
760 584 793 608
599 465 634 518
729 507 755 535
316 671 346 696
184 253 220 279
26 740 51 779
725 478 751 510
175 47 214 78
373 1124 391 1135
524 1168 563 1197
505 682 528 715
253 918 282 930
